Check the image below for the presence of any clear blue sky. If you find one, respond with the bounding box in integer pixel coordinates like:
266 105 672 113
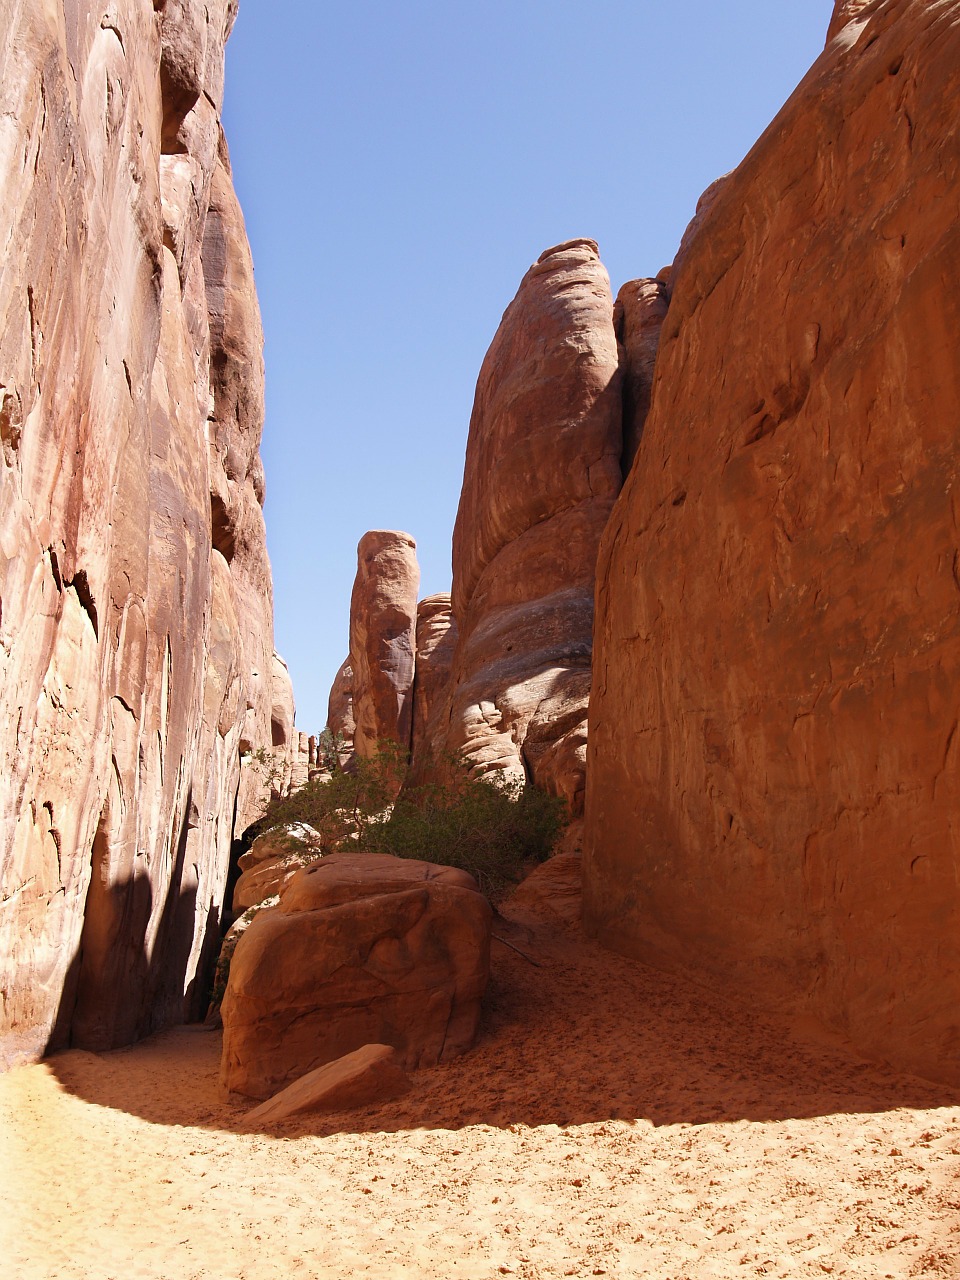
221 1 834 733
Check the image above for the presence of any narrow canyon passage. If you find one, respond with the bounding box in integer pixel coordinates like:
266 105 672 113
4 895 958 1280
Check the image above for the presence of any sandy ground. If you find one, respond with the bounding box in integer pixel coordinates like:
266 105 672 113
3 894 960 1280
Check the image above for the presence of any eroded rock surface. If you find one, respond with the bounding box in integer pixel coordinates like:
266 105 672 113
0 1 280 1063
615 278 670 474
326 657 356 765
442 239 623 813
348 531 420 762
585 0 960 1084
407 593 458 784
219 852 492 1098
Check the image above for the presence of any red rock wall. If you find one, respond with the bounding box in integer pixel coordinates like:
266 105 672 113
444 240 623 813
0 0 284 1063
584 0 960 1083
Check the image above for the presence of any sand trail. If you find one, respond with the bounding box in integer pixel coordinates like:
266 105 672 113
3 903 960 1279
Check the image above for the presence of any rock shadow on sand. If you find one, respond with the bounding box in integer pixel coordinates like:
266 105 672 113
46 907 960 1139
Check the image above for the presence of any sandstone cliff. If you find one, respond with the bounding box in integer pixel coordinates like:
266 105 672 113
584 0 960 1083
0 0 287 1064
441 239 623 813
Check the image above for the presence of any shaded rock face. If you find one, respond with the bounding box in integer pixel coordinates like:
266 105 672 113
0 1 279 1064
326 657 356 765
407 593 459 784
220 852 492 1099
349 531 420 761
442 239 623 813
585 0 960 1084
614 278 670 474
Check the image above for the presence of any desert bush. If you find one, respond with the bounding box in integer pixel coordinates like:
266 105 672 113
253 743 566 898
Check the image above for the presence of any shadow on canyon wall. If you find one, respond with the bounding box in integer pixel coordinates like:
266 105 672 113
45 788 223 1055
45 911 960 1138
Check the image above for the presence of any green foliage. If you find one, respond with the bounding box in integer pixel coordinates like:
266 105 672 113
253 737 406 853
253 742 566 898
378 770 566 897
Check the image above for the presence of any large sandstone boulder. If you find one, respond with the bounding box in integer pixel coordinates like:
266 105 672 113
219 852 493 1099
0 0 278 1062
585 0 960 1084
441 239 623 813
349 531 420 762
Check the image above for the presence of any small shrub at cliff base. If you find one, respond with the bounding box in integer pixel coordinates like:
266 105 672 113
377 773 566 897
254 744 566 898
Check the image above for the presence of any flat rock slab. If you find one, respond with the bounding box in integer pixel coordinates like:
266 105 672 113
244 1043 410 1124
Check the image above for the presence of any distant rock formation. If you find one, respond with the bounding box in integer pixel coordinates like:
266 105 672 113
348 530 420 762
326 657 356 766
406 594 458 784
441 239 623 814
0 1 288 1065
584 0 960 1084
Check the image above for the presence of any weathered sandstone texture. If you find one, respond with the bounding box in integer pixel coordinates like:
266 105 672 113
585 0 960 1083
0 0 287 1065
326 657 356 764
443 240 622 813
614 278 670 474
349 531 420 762
220 852 492 1098
509 853 583 929
406 593 458 784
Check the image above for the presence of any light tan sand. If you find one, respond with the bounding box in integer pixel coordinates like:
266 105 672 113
3 903 960 1280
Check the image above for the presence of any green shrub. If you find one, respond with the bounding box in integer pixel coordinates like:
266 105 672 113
253 743 566 898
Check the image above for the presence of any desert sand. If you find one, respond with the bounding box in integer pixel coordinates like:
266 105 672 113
3 893 959 1280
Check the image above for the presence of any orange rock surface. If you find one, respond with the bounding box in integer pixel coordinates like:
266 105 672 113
585 0 960 1084
220 852 493 1098
348 530 420 761
443 239 623 812
0 0 287 1064
243 1043 411 1124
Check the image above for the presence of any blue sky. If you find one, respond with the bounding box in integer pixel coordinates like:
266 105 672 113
221 1 834 733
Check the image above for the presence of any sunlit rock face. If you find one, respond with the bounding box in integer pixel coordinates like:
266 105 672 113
348 530 420 762
0 0 284 1064
585 0 960 1084
441 239 623 815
